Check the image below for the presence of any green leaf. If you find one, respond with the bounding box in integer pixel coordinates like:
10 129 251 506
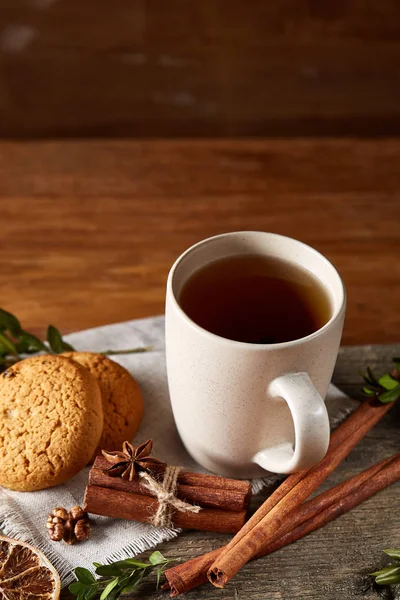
15 339 33 354
102 589 120 600
74 568 96 585
379 383 400 404
100 578 119 600
378 373 399 390
362 380 381 391
367 367 380 385
94 565 123 577
373 566 400 585
62 340 75 351
73 554 169 600
46 325 64 353
359 370 378 387
0 333 18 356
120 570 147 594
46 325 74 353
16 332 47 354
363 386 376 397
114 574 131 587
105 588 121 600
0 344 9 359
0 309 21 337
149 551 167 566
120 583 139 595
156 567 164 589
384 549 400 560
111 558 149 569
69 582 87 595
83 587 99 600
371 565 400 578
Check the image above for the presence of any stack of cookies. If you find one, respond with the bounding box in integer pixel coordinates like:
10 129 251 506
0 353 143 492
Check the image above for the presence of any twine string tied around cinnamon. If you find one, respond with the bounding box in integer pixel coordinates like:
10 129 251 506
139 466 201 528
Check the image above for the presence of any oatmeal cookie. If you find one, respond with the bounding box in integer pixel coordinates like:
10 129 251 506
62 352 143 460
0 354 103 491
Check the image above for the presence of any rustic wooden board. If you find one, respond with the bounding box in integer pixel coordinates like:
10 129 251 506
1 1 400 137
124 344 400 600
1 139 400 345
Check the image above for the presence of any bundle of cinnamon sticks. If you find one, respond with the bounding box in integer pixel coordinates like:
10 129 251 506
163 397 400 596
84 456 252 534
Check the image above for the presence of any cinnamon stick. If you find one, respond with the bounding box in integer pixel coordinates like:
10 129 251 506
208 398 393 588
84 484 248 533
95 456 250 492
164 548 219 596
90 457 251 512
164 452 400 597
263 453 400 555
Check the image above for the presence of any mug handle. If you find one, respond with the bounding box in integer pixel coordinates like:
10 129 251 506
253 372 330 474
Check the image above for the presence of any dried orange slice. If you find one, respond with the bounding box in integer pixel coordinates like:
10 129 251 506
0 536 60 600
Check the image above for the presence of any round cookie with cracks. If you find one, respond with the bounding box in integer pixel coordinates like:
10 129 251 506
62 352 143 461
0 354 103 491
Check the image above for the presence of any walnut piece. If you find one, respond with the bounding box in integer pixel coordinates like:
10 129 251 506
47 505 91 545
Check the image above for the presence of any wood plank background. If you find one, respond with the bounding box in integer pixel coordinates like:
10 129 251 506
1 138 399 345
1 1 400 137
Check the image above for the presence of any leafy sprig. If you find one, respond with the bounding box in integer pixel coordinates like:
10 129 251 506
68 551 171 600
371 549 400 586
0 308 73 372
0 308 151 373
361 358 400 404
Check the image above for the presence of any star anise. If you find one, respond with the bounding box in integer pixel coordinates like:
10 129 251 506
102 439 165 481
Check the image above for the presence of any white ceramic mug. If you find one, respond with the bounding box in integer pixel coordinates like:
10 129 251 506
165 232 346 478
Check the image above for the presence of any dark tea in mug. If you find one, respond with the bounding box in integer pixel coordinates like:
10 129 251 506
179 254 332 344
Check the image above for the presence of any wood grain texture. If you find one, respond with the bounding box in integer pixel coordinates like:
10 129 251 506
1 138 399 345
1 1 400 136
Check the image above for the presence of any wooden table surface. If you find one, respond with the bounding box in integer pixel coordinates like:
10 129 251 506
1 138 399 344
1 139 399 598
